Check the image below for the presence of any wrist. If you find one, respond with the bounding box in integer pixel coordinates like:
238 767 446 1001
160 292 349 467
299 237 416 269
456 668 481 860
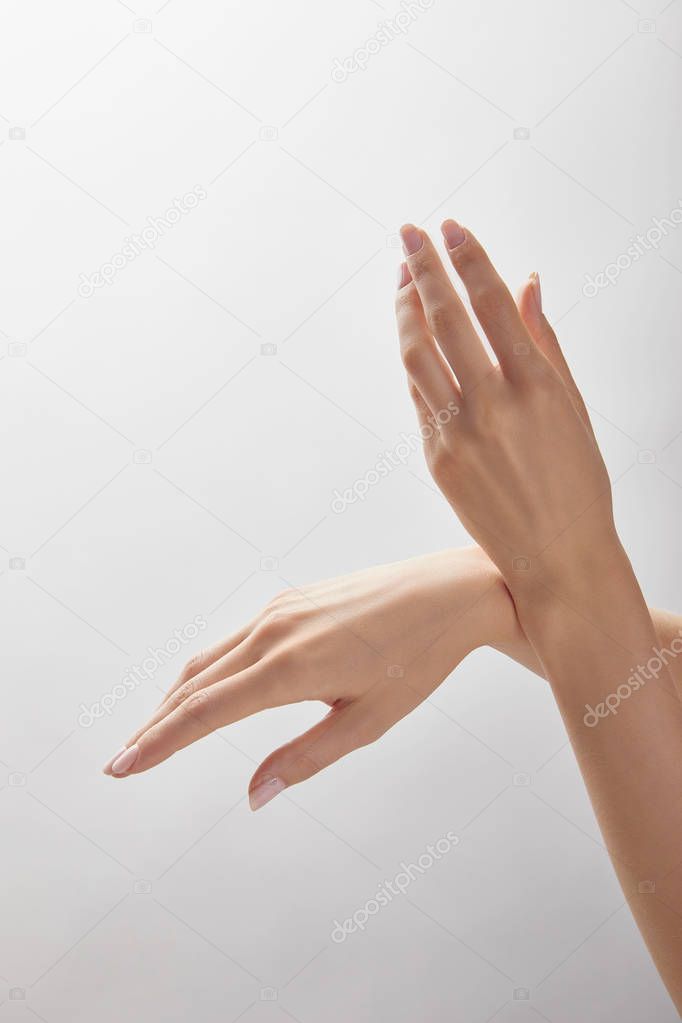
505 532 630 623
445 546 520 653
509 539 661 688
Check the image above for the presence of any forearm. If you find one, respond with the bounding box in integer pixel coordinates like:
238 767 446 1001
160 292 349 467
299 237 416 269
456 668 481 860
449 545 682 1005
506 544 682 1008
485 566 682 697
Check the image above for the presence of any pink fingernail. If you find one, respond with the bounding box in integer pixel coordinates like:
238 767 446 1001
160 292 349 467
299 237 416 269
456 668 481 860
102 747 126 775
397 262 411 289
441 219 465 249
111 744 139 776
400 224 423 256
249 776 286 811
530 271 542 313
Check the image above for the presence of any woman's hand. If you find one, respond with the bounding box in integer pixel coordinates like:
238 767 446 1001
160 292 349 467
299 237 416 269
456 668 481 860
102 529 682 806
396 222 682 1010
103 548 514 805
395 222 619 601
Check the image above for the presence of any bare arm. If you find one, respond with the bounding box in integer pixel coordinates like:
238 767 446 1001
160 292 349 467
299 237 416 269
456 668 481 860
495 587 682 698
396 221 682 1008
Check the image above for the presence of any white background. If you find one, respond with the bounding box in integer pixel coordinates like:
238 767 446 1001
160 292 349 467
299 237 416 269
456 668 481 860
1 0 681 1020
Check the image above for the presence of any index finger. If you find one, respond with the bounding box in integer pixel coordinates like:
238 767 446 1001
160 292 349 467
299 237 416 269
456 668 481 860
400 224 493 391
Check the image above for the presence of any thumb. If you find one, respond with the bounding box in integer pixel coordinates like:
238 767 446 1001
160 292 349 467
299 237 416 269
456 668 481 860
248 696 389 811
517 273 594 438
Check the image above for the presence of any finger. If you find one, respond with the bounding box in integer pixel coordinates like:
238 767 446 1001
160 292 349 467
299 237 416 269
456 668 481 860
109 664 271 777
159 620 255 708
399 225 493 390
441 220 533 375
163 638 258 717
396 271 461 415
517 274 594 436
103 639 260 774
408 380 433 435
248 694 392 809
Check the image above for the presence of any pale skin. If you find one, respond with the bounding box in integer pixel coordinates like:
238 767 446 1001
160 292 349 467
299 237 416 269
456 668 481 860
104 225 682 1008
103 551 682 792
396 221 682 1008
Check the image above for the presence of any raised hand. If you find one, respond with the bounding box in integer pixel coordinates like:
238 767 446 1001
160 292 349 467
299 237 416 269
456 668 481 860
396 221 617 600
396 222 682 1010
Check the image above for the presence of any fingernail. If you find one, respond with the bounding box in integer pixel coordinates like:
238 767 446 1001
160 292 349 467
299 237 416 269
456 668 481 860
249 776 286 811
111 744 139 777
400 224 423 256
441 219 465 250
397 262 411 289
102 746 126 775
530 271 542 313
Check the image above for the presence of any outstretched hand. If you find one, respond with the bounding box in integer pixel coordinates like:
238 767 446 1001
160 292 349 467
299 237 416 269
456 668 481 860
103 549 512 805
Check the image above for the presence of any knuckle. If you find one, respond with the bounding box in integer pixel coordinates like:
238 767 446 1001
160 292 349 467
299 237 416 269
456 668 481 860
407 248 434 282
268 587 293 609
256 609 293 642
394 287 409 313
179 652 204 682
172 679 196 708
426 301 456 338
267 645 296 682
395 285 420 321
401 341 424 375
427 442 452 480
468 279 503 316
182 689 212 720
263 605 304 638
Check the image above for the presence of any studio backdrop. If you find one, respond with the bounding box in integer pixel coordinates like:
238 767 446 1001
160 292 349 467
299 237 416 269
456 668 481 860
1 0 681 1020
